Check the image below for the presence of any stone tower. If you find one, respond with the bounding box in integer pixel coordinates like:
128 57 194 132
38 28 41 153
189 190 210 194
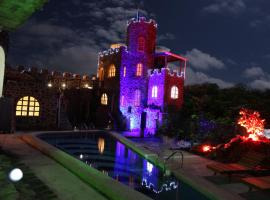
119 16 157 131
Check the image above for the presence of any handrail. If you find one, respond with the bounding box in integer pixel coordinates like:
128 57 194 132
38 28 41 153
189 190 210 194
164 150 184 170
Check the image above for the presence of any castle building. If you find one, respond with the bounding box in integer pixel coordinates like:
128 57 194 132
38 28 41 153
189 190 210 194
97 16 187 136
2 65 94 130
0 15 187 134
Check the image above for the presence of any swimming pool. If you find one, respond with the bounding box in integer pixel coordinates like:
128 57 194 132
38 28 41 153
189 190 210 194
38 131 209 200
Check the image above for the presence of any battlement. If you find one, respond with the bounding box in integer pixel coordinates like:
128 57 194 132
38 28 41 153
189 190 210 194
98 45 127 57
148 67 185 78
127 17 157 28
6 66 95 88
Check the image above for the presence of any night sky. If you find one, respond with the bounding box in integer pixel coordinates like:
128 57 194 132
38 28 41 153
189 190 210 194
8 0 270 90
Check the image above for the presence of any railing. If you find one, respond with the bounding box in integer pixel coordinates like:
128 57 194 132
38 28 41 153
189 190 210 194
164 150 184 170
142 145 184 173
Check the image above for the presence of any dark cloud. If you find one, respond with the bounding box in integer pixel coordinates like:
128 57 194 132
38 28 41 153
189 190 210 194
243 67 265 78
8 0 151 75
157 33 175 43
185 49 225 70
7 0 270 88
243 67 270 90
202 0 246 15
185 67 234 88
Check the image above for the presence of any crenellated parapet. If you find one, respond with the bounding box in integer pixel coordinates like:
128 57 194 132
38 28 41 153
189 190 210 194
127 17 157 28
98 46 127 57
5 66 95 89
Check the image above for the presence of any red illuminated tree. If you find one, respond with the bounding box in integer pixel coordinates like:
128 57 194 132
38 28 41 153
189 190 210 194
238 108 265 141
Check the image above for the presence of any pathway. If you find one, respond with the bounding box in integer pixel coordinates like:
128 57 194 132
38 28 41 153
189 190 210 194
0 134 107 200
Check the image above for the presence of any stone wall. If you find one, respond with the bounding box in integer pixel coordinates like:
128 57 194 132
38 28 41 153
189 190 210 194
3 66 94 130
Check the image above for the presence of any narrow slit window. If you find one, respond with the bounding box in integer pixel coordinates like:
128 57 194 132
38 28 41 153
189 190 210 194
123 66 126 77
152 86 158 98
108 65 116 77
136 63 143 76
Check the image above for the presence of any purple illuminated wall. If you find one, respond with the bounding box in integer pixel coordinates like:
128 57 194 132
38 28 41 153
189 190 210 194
119 17 157 134
95 16 187 136
144 108 162 134
147 68 166 107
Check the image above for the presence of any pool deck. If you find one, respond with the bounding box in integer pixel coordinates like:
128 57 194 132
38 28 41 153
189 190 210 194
1 131 269 200
129 138 270 200
0 134 108 200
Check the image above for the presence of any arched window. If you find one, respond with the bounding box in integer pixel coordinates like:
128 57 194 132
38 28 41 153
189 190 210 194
101 93 108 105
16 96 40 117
152 86 158 98
99 67 104 81
136 63 143 76
123 66 126 77
108 64 116 77
137 37 145 52
171 86 179 99
134 90 141 106
0 46 5 97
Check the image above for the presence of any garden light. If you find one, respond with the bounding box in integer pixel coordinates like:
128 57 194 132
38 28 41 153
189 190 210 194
9 168 23 182
202 145 211 153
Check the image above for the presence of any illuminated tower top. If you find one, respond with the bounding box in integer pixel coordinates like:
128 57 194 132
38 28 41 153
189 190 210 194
126 15 157 55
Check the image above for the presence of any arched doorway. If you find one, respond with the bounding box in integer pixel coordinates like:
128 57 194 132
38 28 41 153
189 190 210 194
0 46 5 97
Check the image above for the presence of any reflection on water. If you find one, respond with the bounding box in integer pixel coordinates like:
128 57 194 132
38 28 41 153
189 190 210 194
147 161 153 174
142 178 178 194
98 138 105 154
114 141 179 196
39 132 209 200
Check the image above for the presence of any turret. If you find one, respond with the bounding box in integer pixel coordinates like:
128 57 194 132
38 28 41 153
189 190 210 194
127 16 157 55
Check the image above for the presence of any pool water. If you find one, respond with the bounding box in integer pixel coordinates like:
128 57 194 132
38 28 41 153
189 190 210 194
39 132 209 200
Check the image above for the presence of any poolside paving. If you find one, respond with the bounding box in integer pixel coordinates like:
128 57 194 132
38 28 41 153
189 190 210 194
2 132 269 200
131 138 270 200
0 134 108 200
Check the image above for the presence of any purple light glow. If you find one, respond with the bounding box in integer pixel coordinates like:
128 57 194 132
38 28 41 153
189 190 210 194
116 16 186 136
147 68 166 107
144 108 162 134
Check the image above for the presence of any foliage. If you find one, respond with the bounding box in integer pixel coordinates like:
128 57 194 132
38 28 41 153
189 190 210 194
158 83 270 142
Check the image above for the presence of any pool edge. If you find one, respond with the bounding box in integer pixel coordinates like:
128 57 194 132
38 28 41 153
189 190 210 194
20 134 152 200
109 131 221 200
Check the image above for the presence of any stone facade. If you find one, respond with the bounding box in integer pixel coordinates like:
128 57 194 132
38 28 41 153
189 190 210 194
97 16 187 136
3 66 93 130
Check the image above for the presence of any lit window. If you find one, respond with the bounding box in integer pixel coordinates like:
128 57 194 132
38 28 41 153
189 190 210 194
99 67 104 81
152 86 158 98
136 63 143 76
137 37 145 52
123 66 126 77
16 96 40 117
108 64 116 77
121 95 125 106
101 93 108 105
171 86 179 99
134 90 141 106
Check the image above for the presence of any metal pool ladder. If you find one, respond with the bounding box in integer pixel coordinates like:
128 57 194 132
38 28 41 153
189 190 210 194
164 150 184 170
